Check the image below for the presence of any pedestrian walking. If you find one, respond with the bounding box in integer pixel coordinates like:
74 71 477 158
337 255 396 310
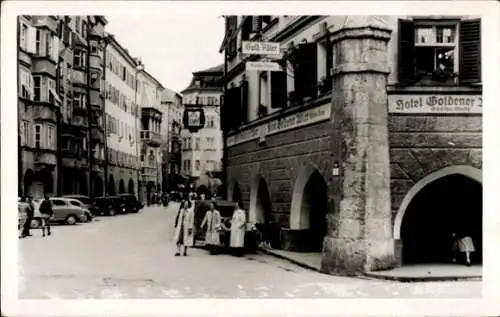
21 195 34 238
200 202 222 255
229 201 246 257
452 230 476 266
39 194 54 237
173 200 195 256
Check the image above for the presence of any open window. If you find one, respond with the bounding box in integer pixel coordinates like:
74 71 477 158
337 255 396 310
398 18 481 85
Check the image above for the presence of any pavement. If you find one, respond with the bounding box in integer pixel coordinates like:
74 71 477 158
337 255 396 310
19 203 482 298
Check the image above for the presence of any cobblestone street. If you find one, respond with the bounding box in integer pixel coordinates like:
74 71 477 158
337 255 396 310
19 203 481 299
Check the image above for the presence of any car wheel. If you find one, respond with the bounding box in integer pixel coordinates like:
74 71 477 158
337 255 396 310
66 215 77 225
108 209 116 216
30 219 41 229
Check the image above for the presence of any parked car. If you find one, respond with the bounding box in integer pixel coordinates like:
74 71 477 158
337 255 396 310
31 197 88 226
116 194 143 213
63 195 96 217
94 196 127 216
193 199 258 253
63 197 93 222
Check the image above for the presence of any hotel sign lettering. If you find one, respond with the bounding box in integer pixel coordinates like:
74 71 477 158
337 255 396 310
388 94 482 114
227 103 331 147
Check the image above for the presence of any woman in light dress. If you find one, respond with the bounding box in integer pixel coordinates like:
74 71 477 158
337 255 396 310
173 200 195 256
229 201 246 257
200 202 222 255
452 229 476 266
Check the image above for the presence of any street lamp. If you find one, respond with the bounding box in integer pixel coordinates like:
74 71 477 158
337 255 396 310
134 63 144 202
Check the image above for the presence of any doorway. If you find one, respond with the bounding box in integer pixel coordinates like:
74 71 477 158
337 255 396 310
301 170 328 252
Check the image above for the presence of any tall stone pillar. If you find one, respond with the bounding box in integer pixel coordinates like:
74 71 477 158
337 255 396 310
321 17 396 275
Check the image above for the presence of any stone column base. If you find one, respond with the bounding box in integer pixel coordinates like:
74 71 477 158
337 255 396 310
321 236 398 275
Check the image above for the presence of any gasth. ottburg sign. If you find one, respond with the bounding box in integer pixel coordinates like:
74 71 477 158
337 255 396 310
388 94 482 114
182 108 206 133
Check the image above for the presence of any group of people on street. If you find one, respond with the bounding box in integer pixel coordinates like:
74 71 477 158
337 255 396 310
172 193 247 257
18 194 53 238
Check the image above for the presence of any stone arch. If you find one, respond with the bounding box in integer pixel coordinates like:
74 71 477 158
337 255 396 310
249 173 272 224
107 175 116 196
289 163 329 252
94 176 104 197
119 179 126 193
290 163 328 230
228 178 242 203
128 179 135 194
23 169 34 197
393 165 482 240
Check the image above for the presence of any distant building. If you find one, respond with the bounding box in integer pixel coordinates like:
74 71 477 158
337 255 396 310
180 64 224 196
103 34 141 197
136 68 164 203
160 88 183 192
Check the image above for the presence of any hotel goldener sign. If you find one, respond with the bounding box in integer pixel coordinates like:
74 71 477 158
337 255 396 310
183 108 206 133
388 94 482 114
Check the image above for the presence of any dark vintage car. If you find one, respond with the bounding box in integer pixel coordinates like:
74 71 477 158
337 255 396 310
116 194 143 213
193 199 258 253
94 196 127 216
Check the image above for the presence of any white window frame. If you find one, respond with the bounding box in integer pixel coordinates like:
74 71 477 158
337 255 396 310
20 23 28 51
47 124 56 149
414 21 459 74
46 33 53 59
34 124 42 148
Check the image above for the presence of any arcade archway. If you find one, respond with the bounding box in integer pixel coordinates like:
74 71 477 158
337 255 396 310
249 175 272 224
231 181 242 204
395 166 482 265
119 179 126 193
290 165 328 252
128 179 135 194
23 169 34 197
94 176 104 197
107 175 116 196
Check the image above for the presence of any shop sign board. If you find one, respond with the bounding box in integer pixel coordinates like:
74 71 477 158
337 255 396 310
388 94 482 114
246 61 282 72
227 103 331 147
241 41 281 56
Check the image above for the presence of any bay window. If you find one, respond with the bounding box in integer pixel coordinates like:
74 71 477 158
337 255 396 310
47 124 56 149
73 92 87 110
73 50 87 68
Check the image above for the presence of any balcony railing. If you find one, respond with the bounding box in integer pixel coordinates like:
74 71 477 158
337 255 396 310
140 130 161 147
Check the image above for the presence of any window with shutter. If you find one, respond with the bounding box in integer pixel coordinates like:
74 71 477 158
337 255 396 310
271 71 287 108
398 19 416 83
241 81 249 124
294 43 318 100
241 16 253 41
459 19 481 84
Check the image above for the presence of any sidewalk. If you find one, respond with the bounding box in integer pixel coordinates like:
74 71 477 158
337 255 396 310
258 247 482 282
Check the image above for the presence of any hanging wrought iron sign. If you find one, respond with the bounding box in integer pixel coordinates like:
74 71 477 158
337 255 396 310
182 107 206 133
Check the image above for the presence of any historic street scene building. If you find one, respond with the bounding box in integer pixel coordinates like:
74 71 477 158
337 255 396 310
103 34 141 196
18 15 108 199
180 65 224 197
137 69 165 204
160 88 184 192
220 15 482 275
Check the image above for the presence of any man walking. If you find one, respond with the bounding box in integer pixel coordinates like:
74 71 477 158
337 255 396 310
39 194 54 237
21 195 34 238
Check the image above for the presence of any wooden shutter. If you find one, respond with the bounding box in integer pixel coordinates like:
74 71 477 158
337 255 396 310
241 81 249 123
459 19 481 84
252 16 263 33
295 43 318 99
398 19 415 84
270 71 287 108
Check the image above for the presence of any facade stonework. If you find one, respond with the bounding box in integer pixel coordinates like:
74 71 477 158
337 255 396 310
221 16 482 275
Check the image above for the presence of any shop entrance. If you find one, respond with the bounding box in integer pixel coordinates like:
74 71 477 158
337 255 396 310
401 173 482 265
